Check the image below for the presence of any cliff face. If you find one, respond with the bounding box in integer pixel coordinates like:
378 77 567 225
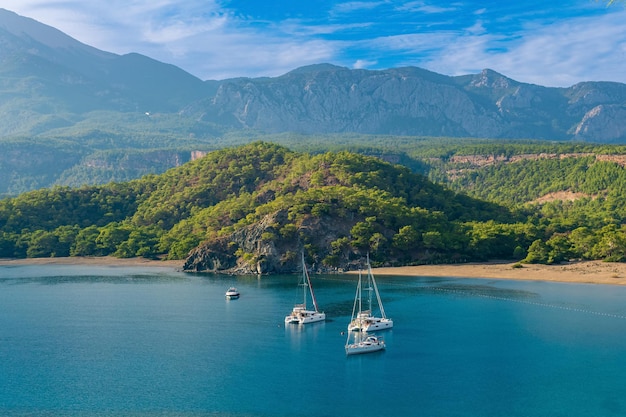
573 105 626 142
188 66 626 142
183 209 361 274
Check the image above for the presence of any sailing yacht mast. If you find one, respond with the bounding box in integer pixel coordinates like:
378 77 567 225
285 251 325 324
347 253 393 332
350 271 363 324
303 251 320 313
367 253 386 319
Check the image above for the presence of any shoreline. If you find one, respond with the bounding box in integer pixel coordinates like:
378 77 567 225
1 257 626 285
365 260 626 285
0 256 184 270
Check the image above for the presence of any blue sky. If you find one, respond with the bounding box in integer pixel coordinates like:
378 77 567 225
4 1 626 86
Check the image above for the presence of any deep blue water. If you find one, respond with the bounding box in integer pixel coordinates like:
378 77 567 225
2 265 626 416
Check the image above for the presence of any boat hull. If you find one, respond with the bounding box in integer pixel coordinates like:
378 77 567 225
225 288 240 299
345 336 386 355
285 309 326 324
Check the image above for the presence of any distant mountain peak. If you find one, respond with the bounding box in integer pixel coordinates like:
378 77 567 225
0 8 87 50
470 68 516 89
284 63 348 75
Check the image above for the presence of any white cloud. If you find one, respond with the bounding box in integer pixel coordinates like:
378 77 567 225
424 10 626 86
3 1 338 79
365 31 458 56
166 26 339 80
2 1 626 85
331 1 387 15
395 2 457 14
353 59 378 69
279 19 373 37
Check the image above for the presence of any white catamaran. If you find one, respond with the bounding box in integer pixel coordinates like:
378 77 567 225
285 252 325 325
347 254 393 332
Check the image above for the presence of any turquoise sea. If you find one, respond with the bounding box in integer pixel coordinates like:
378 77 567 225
2 264 626 416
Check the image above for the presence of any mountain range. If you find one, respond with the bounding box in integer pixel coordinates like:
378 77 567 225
1 7 626 195
2 7 625 142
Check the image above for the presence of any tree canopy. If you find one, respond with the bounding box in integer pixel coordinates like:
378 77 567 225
3 140 626 270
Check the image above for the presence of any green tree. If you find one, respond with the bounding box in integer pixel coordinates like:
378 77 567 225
369 232 388 254
51 225 80 257
350 218 376 249
392 225 420 251
26 230 59 258
96 223 132 255
0 232 17 257
590 225 626 261
546 234 573 264
422 231 444 251
114 226 162 258
568 227 597 259
168 236 201 259
524 239 550 264
71 226 102 256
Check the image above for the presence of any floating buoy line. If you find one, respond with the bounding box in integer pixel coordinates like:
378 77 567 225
315 275 626 320
428 285 626 320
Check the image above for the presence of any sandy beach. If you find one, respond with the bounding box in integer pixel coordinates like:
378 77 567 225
0 256 184 270
2 257 626 285
367 260 626 285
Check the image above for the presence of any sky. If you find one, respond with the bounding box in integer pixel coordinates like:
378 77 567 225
3 1 626 87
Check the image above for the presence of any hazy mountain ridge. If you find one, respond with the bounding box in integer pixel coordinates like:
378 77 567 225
1 8 625 143
0 8 209 127
1 8 626 196
190 65 626 142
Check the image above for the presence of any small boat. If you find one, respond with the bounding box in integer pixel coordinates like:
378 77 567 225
285 252 325 325
225 287 240 299
348 254 393 332
345 334 386 355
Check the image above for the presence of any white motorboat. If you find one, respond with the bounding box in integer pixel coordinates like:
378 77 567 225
225 287 240 299
345 334 386 355
348 254 393 332
285 252 325 325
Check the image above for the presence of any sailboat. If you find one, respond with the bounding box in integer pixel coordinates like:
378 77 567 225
284 252 325 325
345 333 386 355
347 254 393 332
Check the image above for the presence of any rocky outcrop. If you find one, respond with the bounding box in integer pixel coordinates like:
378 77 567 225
573 104 626 142
186 210 292 274
183 209 361 274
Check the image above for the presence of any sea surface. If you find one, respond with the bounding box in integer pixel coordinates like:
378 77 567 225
2 264 626 417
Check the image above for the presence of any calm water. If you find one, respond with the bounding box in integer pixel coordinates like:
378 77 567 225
2 265 626 416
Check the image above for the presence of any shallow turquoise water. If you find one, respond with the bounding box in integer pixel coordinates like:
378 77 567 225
2 265 626 416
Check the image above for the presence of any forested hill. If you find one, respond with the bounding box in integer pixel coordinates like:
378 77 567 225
5 141 626 271
0 142 518 273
